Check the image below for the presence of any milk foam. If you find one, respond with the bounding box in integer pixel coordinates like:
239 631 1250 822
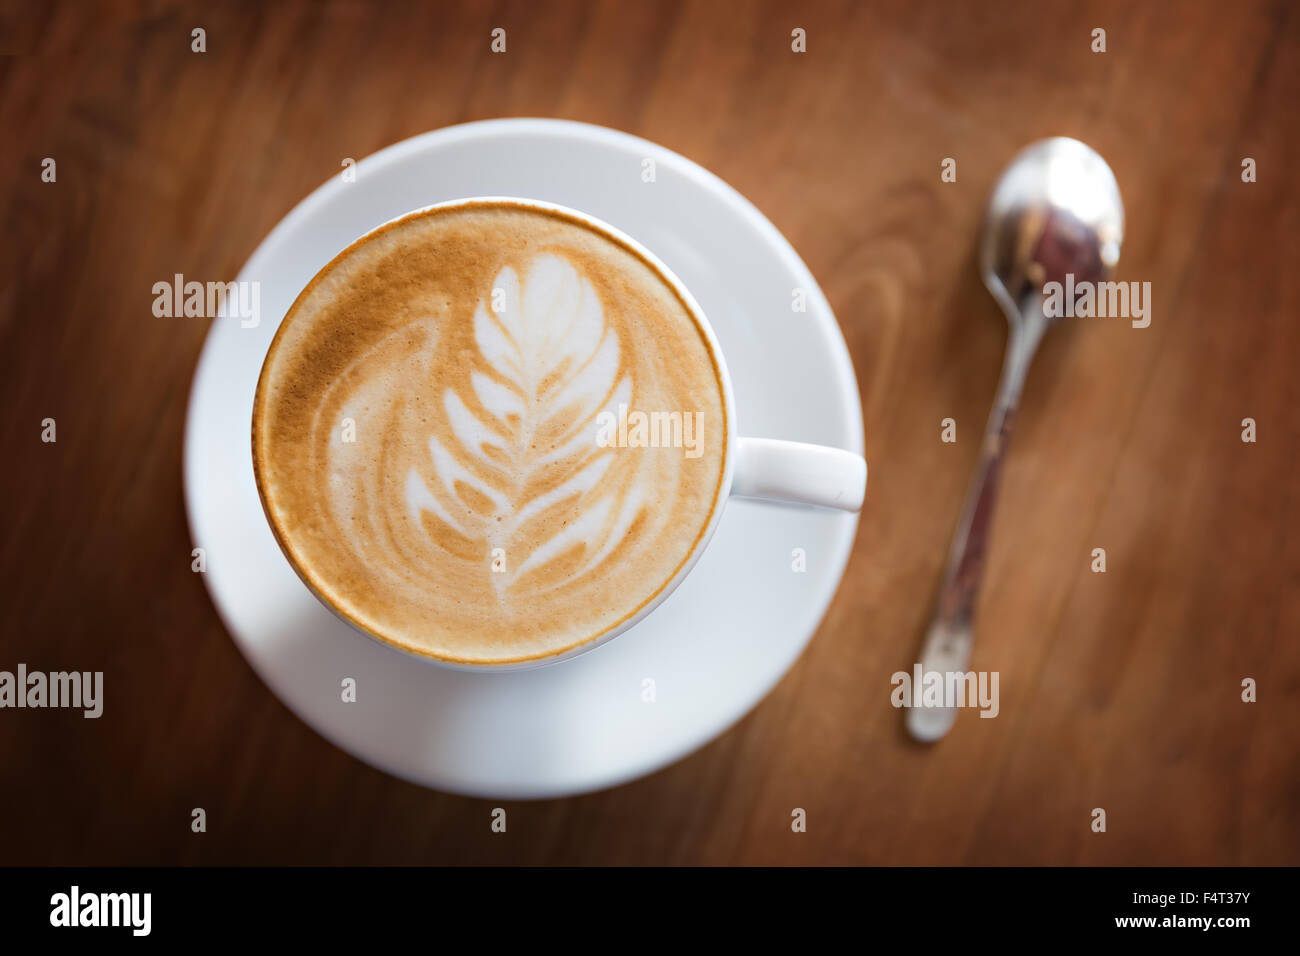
253 203 727 663
398 253 641 590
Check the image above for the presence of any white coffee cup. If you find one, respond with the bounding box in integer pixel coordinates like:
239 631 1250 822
257 196 867 670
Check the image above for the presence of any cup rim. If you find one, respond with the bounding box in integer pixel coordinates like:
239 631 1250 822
250 196 738 671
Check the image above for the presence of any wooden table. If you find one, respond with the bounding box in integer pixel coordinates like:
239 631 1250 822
2 0 1296 865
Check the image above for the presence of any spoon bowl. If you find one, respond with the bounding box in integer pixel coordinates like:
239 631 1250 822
980 137 1125 330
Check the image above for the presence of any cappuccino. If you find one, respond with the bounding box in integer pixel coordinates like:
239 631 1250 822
253 202 727 664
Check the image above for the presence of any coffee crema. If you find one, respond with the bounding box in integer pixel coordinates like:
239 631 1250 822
253 202 728 663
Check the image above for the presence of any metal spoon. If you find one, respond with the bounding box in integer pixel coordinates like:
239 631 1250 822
907 137 1125 742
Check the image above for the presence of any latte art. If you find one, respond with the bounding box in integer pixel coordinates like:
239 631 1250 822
253 202 727 663
392 253 645 597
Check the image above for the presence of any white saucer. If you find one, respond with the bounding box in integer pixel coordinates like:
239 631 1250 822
184 119 863 799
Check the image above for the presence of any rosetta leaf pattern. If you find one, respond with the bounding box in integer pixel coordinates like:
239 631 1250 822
404 253 642 595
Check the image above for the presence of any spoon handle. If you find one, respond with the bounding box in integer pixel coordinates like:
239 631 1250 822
907 325 1041 742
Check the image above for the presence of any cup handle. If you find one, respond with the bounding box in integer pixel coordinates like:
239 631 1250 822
730 437 867 512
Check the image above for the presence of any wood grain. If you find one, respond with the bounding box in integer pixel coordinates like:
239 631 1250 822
1 0 1296 865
